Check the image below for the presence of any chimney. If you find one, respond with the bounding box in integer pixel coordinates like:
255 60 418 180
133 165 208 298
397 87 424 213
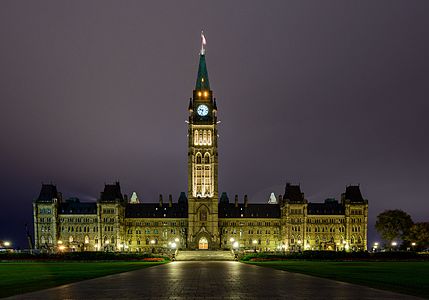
235 194 238 207
169 194 173 207
159 194 163 207
244 195 248 208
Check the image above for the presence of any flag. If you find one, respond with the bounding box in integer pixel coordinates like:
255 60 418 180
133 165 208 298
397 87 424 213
201 31 207 45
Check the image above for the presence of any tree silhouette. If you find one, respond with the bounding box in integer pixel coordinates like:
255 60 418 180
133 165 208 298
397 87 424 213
375 209 413 246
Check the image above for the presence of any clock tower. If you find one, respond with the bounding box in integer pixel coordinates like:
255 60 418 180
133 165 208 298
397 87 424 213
187 35 219 249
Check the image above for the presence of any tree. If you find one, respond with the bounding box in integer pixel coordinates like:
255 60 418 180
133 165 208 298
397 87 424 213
375 210 413 246
406 222 429 250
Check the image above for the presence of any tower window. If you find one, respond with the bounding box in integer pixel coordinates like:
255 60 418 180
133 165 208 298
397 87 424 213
196 153 202 164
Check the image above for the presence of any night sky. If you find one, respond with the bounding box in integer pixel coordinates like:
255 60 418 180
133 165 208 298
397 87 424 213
1 1 428 248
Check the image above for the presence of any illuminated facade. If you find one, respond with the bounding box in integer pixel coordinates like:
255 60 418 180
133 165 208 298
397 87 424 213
33 42 368 253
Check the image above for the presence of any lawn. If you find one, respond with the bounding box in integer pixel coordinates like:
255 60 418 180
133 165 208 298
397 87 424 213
0 261 166 298
244 260 429 298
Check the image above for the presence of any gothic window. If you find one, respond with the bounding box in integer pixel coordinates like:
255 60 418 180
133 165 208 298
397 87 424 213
203 130 207 145
41 236 45 244
200 208 207 221
194 130 199 145
204 152 210 164
85 236 90 244
196 153 202 164
207 130 211 144
199 130 203 144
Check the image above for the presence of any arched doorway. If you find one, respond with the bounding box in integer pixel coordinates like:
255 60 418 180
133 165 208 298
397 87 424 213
199 237 208 250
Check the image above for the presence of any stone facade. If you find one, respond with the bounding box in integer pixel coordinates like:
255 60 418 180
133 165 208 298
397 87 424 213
33 46 368 253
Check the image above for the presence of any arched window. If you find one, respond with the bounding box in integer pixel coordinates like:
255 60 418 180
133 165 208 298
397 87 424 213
194 130 199 145
48 236 52 244
41 236 45 244
200 208 207 221
196 153 202 164
69 236 73 243
199 130 203 144
207 131 212 145
204 152 210 164
203 130 207 145
85 236 90 244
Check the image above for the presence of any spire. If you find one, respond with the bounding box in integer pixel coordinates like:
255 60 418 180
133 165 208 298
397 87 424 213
195 32 210 91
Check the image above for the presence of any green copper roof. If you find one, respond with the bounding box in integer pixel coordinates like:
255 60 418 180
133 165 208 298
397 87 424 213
195 54 210 91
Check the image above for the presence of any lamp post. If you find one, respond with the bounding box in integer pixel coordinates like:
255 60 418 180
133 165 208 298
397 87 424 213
252 239 257 253
230 237 235 251
373 242 379 252
233 241 239 250
391 241 397 251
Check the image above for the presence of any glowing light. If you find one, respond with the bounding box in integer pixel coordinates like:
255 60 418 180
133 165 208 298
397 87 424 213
204 91 208 97
391 241 397 246
105 240 110 245
233 241 239 249
252 240 257 245
411 242 416 246
3 241 11 247
171 242 177 249
230 237 235 243
297 240 302 245
198 91 202 97
58 245 66 251
57 240 63 245
150 240 156 244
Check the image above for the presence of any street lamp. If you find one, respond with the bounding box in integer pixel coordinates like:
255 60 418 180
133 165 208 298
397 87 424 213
252 239 257 253
174 238 180 243
233 241 239 250
230 237 235 243
3 241 11 247
171 242 177 249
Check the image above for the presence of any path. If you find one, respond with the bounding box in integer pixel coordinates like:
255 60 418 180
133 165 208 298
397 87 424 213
8 261 422 299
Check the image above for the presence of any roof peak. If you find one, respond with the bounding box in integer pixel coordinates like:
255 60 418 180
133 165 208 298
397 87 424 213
195 52 210 91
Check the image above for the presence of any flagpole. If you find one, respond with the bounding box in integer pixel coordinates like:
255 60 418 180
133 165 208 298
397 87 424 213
201 31 206 55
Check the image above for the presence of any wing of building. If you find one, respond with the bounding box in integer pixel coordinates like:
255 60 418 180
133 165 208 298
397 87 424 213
33 40 368 253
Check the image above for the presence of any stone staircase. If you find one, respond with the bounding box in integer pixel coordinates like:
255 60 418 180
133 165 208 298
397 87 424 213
175 250 236 261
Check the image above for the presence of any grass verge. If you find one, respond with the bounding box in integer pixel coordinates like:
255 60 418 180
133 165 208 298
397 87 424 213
0 261 166 298
244 260 429 298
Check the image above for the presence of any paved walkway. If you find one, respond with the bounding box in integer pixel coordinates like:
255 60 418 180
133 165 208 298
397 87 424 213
9 262 421 300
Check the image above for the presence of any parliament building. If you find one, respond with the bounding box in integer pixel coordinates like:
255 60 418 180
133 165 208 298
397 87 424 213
33 42 368 253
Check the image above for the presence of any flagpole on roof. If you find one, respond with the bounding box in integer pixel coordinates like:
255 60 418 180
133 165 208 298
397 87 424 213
201 30 206 55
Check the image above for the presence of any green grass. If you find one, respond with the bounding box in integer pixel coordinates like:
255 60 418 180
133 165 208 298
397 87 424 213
244 260 429 298
0 261 166 298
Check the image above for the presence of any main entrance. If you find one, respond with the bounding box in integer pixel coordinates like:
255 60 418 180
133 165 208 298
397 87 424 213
198 237 208 249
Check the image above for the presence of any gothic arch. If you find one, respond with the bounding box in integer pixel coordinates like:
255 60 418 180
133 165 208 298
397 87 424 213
196 152 202 164
204 152 210 164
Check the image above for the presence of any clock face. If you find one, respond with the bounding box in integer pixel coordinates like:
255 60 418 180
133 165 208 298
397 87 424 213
197 104 209 116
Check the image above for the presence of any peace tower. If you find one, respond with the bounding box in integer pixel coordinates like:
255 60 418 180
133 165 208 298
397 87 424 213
187 43 220 249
